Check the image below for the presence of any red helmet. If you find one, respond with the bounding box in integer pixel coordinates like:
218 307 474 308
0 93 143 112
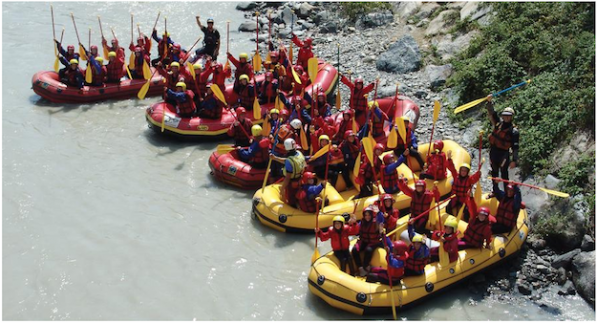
67 45 75 51
344 130 355 139
90 45 98 51
301 171 316 184
392 240 408 255
137 37 144 43
270 52 279 59
280 109 289 120
172 43 181 51
214 63 223 69
382 193 394 203
111 39 118 45
433 140 444 152
478 207 490 216
355 78 364 84
324 116 334 126
374 143 384 152
294 65 304 74
304 38 313 46
317 91 326 98
383 153 396 165
343 109 354 117
134 47 142 53
506 184 515 191
265 71 273 79
236 107 247 114
415 180 426 189
363 205 375 217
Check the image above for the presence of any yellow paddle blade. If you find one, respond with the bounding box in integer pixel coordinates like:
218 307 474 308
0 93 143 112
216 145 236 154
160 107 167 132
79 45 88 61
335 87 341 109
351 117 358 133
353 152 362 177
300 127 308 150
540 187 570 198
439 242 450 267
253 53 262 73
187 62 196 80
311 144 330 161
253 98 262 120
396 116 407 143
53 56 60 72
262 117 271 136
308 57 318 84
428 199 437 226
291 65 302 84
311 247 320 264
361 137 375 167
125 64 133 80
143 61 152 80
224 59 230 71
129 53 135 69
474 182 482 206
387 128 398 149
137 79 151 100
85 64 93 83
275 95 282 110
211 84 227 105
103 47 109 60
456 203 466 221
433 100 441 123
266 52 271 62
454 97 487 114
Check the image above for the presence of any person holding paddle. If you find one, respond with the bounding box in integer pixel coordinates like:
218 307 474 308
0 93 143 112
101 37 125 64
227 52 254 87
233 74 255 110
339 75 375 126
290 33 314 71
351 206 383 276
376 194 400 233
429 215 460 263
237 125 270 169
392 116 425 170
58 57 84 89
338 130 360 189
56 42 80 79
156 61 184 92
379 153 406 195
256 72 278 104
367 101 389 142
130 36 151 57
128 47 150 79
446 151 482 220
420 140 448 180
164 82 196 118
486 95 520 192
366 237 407 285
194 16 220 61
306 135 341 187
487 181 522 234
458 198 494 250
80 44 99 59
315 215 359 275
333 109 356 144
105 51 124 83
314 91 332 118
296 172 325 213
399 176 440 235
227 107 253 147
83 56 106 86
404 234 430 276
150 29 173 66
196 85 225 119
355 143 384 198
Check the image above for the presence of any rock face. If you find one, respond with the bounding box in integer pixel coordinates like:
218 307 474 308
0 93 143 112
460 2 492 21
238 20 257 32
414 3 440 20
236 2 257 11
297 2 316 18
396 1 422 20
425 9 458 36
425 64 453 89
357 11 394 29
376 35 421 74
551 248 581 269
279 7 299 26
571 251 595 306
581 234 595 251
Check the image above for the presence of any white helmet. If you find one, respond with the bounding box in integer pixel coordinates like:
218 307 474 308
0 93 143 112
290 119 302 130
284 138 297 151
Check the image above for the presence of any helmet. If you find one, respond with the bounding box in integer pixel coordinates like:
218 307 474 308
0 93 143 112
318 135 330 144
332 215 346 224
134 47 142 53
265 71 273 79
392 240 408 255
170 62 180 69
401 115 410 123
69 59 79 65
433 140 444 152
344 130 355 139
251 125 263 137
324 116 334 126
317 91 326 98
239 52 249 60
239 74 250 82
301 171 316 184
270 108 280 115
415 180 426 189
444 215 459 229
207 17 214 23
501 107 515 116
290 119 302 130
175 82 187 91
478 207 490 216
363 206 374 216
368 100 379 109
355 78 364 84
343 109 354 117
412 234 424 243
193 63 203 70
270 52 278 59
137 37 144 43
162 32 170 37
236 107 247 114
506 184 515 191
294 65 304 74
90 45 98 51
67 45 75 51
279 109 289 120
111 38 118 45
459 163 471 171
374 143 384 152
108 51 117 58
96 57 104 63
382 193 394 203
284 138 297 151
172 43 181 51
383 153 395 165
214 63 223 69
304 37 313 46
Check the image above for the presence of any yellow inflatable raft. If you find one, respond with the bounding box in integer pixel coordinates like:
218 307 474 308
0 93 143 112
308 196 529 315
251 140 471 233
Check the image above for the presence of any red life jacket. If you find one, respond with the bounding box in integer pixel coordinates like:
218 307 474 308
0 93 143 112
382 210 399 232
236 84 254 108
387 255 406 279
350 88 369 114
177 90 196 115
410 191 434 218
319 225 359 251
251 138 270 164
452 175 471 202
371 111 386 136
489 122 514 150
260 81 277 102
463 218 492 248
496 197 517 229
425 152 447 180
406 245 429 272
228 119 253 143
395 127 412 148
296 185 319 213
133 54 149 75
88 65 106 85
158 39 169 59
432 231 460 263
335 119 352 142
297 46 314 69
358 219 380 246
360 156 381 181
165 72 183 90
380 165 399 193
106 61 124 81
234 63 253 81
65 67 83 86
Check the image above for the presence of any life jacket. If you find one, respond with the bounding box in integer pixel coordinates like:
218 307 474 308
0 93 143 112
229 119 253 143
320 225 358 251
387 255 405 279
425 152 447 180
360 156 382 181
273 124 293 156
65 67 83 87
358 219 380 246
350 88 369 114
133 54 149 76
381 164 399 193
339 139 360 162
395 127 412 149
87 64 106 85
463 218 492 248
432 231 460 263
489 122 515 150
296 185 319 213
382 210 399 232
260 80 277 102
283 151 306 179
203 27 219 46
410 191 434 218
297 46 314 69
371 111 386 136
406 245 429 273
234 63 253 81
106 61 124 82
251 138 270 164
177 90 196 116
496 197 517 229
452 175 471 203
234 84 254 108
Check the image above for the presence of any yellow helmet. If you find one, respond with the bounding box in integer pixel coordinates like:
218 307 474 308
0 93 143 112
412 234 424 243
69 59 79 65
239 74 250 81
170 62 180 69
108 51 117 58
270 108 280 115
401 115 410 122
239 52 249 60
175 82 187 91
332 215 345 224
368 100 379 108
459 163 471 171
251 125 263 137
163 32 170 37
96 57 104 64
444 215 459 229
319 134 330 143
193 63 203 70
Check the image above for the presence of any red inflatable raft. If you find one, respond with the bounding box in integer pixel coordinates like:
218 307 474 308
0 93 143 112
208 95 420 189
145 60 338 139
31 68 164 104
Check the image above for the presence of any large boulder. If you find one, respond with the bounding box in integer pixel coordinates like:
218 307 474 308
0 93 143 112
313 10 330 24
414 2 440 20
236 2 257 11
571 251 595 307
297 2 316 18
425 9 458 36
460 2 492 21
551 248 581 270
425 64 453 89
376 35 421 74
357 11 394 29
396 1 423 20
435 30 479 61
238 20 257 32
319 22 338 34
581 234 595 251
279 7 299 26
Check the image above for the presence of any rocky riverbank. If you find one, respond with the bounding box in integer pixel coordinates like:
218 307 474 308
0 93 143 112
234 1 595 311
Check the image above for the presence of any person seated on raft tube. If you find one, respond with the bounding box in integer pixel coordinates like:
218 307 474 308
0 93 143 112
487 180 522 234
366 237 408 285
332 109 356 144
80 44 99 59
392 116 426 171
128 47 150 80
295 172 325 213
164 82 196 118
58 58 84 89
399 176 440 235
84 56 107 86
429 215 460 263
446 150 483 221
257 72 278 104
365 101 389 142
315 215 359 275
270 138 306 207
404 232 430 276
150 29 173 66
458 198 495 250
375 194 400 234
337 130 360 189
264 108 282 136
306 135 342 187
354 143 384 199
379 152 406 195
227 107 253 147
237 125 271 170
233 74 255 110
269 117 297 179
204 62 231 92
105 51 125 83
196 85 225 119
420 140 448 180
351 205 384 276
56 42 80 79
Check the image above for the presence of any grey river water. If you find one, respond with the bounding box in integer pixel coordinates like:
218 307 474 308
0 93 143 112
2 1 595 320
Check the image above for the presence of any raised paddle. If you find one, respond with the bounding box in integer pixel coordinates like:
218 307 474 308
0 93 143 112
490 177 569 198
474 131 485 205
319 142 332 213
210 84 227 105
289 10 294 62
381 231 398 320
180 36 202 65
129 14 135 70
310 143 330 162
225 20 230 71
50 6 60 72
97 16 109 59
110 26 132 79
253 12 262 73
262 122 284 193
426 100 442 161
266 10 272 62
70 13 87 61
85 28 93 83
137 68 159 100
387 83 400 149
311 198 322 263
308 57 318 84
454 80 532 114
335 43 341 109
148 11 161 51
252 74 262 120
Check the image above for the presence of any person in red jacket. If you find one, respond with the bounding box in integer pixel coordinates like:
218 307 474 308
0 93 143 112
315 215 359 275
420 140 448 180
306 135 342 187
339 74 376 126
430 215 460 263
399 177 440 234
338 130 360 188
237 125 271 169
150 29 173 66
205 62 231 91
84 56 107 86
368 101 389 142
333 109 356 144
105 51 124 83
282 65 309 94
380 153 406 194
366 237 408 285
129 35 151 59
290 33 314 71
375 194 400 234
351 206 383 276
157 61 185 91
313 90 332 118
102 37 125 64
488 181 522 234
186 62 211 101
257 72 278 104
227 107 253 147
197 85 225 119
129 47 150 79
233 74 255 109
164 82 196 118
296 172 325 213
459 198 494 250
58 58 85 89
355 143 384 198
227 52 254 87
445 150 482 220
404 233 430 276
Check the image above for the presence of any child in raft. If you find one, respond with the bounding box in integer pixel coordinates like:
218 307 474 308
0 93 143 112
351 206 384 277
315 215 359 275
429 215 460 264
366 235 408 285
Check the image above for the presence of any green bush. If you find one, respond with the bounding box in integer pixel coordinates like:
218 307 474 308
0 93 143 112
338 2 393 22
558 154 595 196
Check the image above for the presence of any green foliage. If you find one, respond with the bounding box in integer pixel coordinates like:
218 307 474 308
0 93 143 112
448 2 595 177
338 2 393 22
557 154 595 196
534 211 572 238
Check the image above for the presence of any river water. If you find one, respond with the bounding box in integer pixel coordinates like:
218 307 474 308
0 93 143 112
2 1 595 320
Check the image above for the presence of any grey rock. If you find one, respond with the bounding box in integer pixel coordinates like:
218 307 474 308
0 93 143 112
571 250 595 306
536 264 550 274
416 18 429 28
425 9 459 37
319 22 338 34
396 1 423 20
518 282 532 295
297 2 316 18
425 64 453 89
556 267 568 285
558 280 576 296
298 20 314 30
544 174 561 189
279 7 299 25
376 35 421 74
236 2 257 11
531 238 548 250
238 20 258 32
581 234 595 251
415 3 441 20
436 31 479 61
551 248 581 269
448 2 467 9
313 10 329 24
277 27 291 38
357 11 394 29
461 2 492 21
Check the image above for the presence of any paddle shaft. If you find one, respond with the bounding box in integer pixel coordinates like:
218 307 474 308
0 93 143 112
131 14 134 43
51 5 56 40
59 28 65 44
180 36 202 64
381 233 398 320
226 21 230 54
478 131 484 171
262 121 284 192
493 80 529 97
152 12 161 31
70 13 82 44
98 16 105 38
320 143 331 212
255 12 259 54
228 108 252 140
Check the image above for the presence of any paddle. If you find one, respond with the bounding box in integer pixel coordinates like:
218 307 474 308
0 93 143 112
308 57 318 84
110 27 132 80
265 10 272 62
425 100 442 161
211 84 227 105
311 198 322 264
180 36 202 65
252 74 262 120
387 83 400 149
262 121 284 193
335 43 341 109
490 177 569 198
162 17 168 63
216 144 236 154
148 11 161 51
160 103 167 132
97 16 109 59
85 28 93 83
225 21 230 71
137 68 158 100
395 193 458 233
319 143 332 214
129 14 135 70
474 131 485 205
70 13 87 61
310 143 330 162
50 6 60 72
225 107 253 139
454 80 532 114
253 12 262 73
289 10 294 62
381 231 398 320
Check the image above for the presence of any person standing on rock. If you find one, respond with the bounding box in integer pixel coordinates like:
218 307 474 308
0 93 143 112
195 16 220 61
339 74 375 126
486 95 519 192
290 33 314 72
